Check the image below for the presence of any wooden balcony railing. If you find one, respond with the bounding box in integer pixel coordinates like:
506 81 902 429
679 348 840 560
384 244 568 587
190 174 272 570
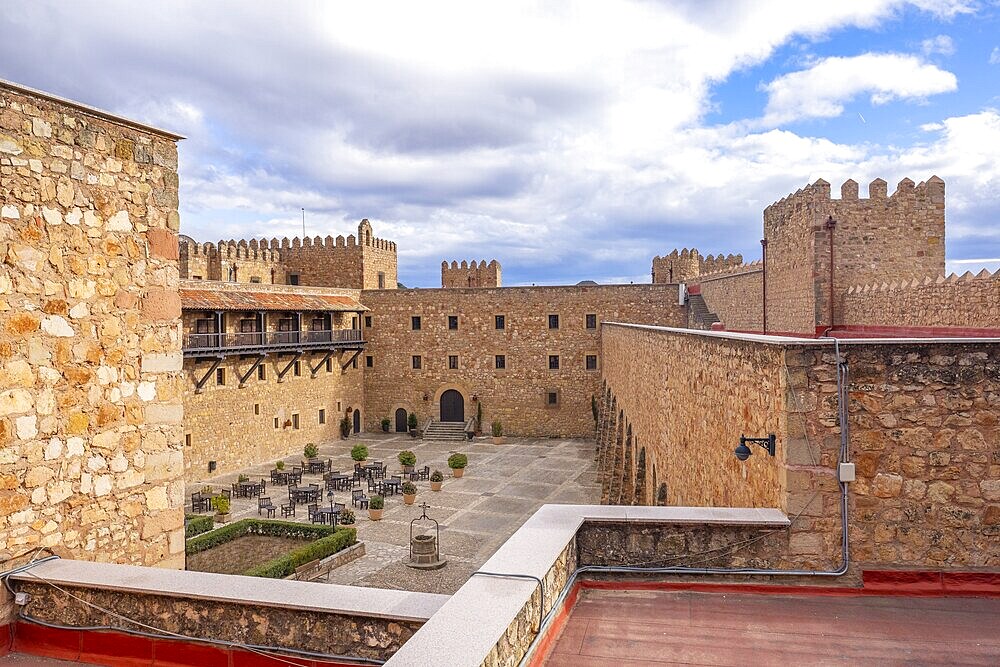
183 329 363 355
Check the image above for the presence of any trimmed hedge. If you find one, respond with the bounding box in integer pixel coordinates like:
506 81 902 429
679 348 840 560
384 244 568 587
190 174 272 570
185 514 214 539
245 528 357 578
186 519 344 556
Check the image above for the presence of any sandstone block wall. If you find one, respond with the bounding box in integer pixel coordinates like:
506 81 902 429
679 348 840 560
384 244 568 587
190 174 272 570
598 325 1000 573
441 259 501 288
696 264 763 331
841 270 1000 330
361 285 686 438
179 239 283 283
0 82 185 569
651 249 743 284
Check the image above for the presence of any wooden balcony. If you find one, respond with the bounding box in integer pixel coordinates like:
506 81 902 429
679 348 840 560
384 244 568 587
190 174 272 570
183 328 364 357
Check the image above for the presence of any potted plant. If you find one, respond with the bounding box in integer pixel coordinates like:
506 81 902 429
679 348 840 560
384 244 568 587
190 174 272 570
368 495 384 521
402 481 417 505
407 412 418 438
303 443 319 460
340 416 351 439
351 444 369 463
448 453 468 478
212 496 231 523
491 419 505 445
237 473 249 483
338 507 356 525
398 450 417 474
430 470 443 492
275 460 285 471
381 416 391 432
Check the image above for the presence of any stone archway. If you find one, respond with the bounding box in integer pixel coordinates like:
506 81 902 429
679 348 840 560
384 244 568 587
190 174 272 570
440 389 465 422
395 407 408 432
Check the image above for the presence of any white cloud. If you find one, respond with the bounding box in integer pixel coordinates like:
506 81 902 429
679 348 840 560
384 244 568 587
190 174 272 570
761 53 958 126
921 34 955 55
990 47 1000 64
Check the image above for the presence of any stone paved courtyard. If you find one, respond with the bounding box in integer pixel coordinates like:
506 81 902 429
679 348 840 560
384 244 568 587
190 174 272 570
186 434 599 593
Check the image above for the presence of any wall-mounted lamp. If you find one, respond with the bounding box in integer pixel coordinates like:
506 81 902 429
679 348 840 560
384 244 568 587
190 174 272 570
422 393 429 401
735 434 776 461
471 394 478 402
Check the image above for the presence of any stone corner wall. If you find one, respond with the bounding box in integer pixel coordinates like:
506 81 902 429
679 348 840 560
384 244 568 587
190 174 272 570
696 264 763 331
0 83 185 570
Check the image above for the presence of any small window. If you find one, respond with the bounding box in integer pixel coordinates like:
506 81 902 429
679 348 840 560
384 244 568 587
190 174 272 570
258 364 266 381
412 316 422 330
253 403 260 416
326 358 333 373
249 276 262 284
586 314 597 329
495 315 505 329
185 433 192 447
294 361 302 377
366 355 373 368
365 315 372 328
586 354 598 371
448 315 459 330
547 391 559 406
288 273 300 285
412 355 422 370
273 417 280 430
548 314 559 329
192 275 203 280
292 413 300 430
548 355 560 370
378 272 385 289
351 357 358 369
495 354 506 369
352 316 358 329
319 409 326 424
216 368 226 385
448 355 458 370
337 401 342 412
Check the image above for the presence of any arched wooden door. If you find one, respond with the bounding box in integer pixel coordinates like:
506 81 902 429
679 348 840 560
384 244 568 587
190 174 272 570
440 390 465 422
395 408 408 432
353 409 361 434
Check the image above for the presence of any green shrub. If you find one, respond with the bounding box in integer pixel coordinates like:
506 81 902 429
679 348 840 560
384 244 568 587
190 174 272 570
237 473 249 483
380 416 391 430
185 514 214 539
186 519 342 556
369 495 384 510
491 419 503 437
430 470 444 483
448 453 468 469
398 450 417 466
407 412 418 429
338 508 356 525
303 443 319 459
275 460 285 471
211 496 230 515
244 528 357 579
340 416 351 438
351 445 369 461
402 481 417 495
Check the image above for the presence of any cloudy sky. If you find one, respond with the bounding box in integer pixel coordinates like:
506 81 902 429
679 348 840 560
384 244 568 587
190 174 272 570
2 1 999 286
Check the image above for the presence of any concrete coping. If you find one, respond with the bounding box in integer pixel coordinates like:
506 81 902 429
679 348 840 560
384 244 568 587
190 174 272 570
12 559 448 623
384 504 789 667
603 322 1000 346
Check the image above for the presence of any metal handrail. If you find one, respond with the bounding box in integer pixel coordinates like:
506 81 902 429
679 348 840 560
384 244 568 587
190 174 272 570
184 329 362 351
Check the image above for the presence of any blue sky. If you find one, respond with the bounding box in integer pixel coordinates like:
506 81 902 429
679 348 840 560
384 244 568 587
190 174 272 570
2 1 999 286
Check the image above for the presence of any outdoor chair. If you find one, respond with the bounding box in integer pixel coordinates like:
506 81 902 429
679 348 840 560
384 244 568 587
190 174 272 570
221 488 232 501
367 477 379 493
270 469 280 483
325 458 333 472
281 503 295 518
378 465 387 479
259 478 267 493
191 493 209 513
415 465 430 480
258 496 276 518
308 503 324 524
231 482 240 498
351 488 368 509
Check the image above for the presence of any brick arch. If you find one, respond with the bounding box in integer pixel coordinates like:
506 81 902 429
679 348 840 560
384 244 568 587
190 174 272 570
634 446 647 505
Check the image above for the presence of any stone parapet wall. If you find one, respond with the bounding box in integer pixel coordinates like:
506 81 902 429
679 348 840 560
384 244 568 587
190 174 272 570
697 267 763 331
841 270 1000 330
0 82 185 569
361 285 686 438
651 248 743 284
441 259 501 288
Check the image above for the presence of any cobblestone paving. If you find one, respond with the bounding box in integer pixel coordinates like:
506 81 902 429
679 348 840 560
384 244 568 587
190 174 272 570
188 434 599 594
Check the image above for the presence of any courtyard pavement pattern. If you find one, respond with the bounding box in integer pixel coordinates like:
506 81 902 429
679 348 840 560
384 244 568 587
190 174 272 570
187 434 599 594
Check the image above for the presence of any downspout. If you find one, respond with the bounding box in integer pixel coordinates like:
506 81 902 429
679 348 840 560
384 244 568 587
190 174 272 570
760 238 768 333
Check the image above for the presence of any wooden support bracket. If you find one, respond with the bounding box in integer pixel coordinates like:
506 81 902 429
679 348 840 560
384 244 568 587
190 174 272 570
310 350 335 378
194 357 224 394
239 354 266 387
341 349 363 371
277 352 303 383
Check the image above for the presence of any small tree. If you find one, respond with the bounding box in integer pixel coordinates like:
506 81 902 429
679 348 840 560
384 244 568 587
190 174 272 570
407 412 418 430
275 461 285 471
351 445 369 462
491 419 503 437
448 453 468 470
369 495 384 510
303 443 319 459
398 450 417 467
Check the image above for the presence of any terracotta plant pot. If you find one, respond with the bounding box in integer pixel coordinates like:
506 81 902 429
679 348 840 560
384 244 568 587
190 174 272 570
403 493 416 505
214 513 231 524
409 429 418 438
451 468 465 478
368 508 384 521
430 481 443 492
491 437 505 445
403 465 415 474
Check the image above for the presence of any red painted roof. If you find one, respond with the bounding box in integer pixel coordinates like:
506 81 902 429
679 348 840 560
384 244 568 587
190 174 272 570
180 287 367 312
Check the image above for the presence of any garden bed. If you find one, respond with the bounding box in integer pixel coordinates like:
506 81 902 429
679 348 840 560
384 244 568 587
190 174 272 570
185 519 356 578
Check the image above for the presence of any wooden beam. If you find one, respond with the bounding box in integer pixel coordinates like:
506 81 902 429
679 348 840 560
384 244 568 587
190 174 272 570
276 352 302 383
310 350 335 378
238 354 266 387
341 349 362 371
194 357 223 394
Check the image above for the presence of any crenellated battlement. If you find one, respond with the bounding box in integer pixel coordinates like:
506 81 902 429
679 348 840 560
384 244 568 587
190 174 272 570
651 248 744 284
441 258 502 288
764 175 945 221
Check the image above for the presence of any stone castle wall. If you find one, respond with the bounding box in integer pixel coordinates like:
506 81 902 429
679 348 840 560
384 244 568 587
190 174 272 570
651 249 742 284
695 263 763 331
598 325 1000 573
360 285 686 438
0 82 185 569
841 270 1000 330
441 259 501 288
179 239 283 283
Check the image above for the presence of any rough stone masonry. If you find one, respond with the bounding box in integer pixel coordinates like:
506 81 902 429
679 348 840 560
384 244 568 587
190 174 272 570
0 81 186 569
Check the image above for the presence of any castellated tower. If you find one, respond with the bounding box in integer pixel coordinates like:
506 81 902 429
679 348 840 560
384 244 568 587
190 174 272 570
651 249 743 284
179 219 398 289
441 259 502 288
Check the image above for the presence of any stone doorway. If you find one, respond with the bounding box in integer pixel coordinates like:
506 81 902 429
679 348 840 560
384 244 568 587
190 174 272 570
353 409 361 434
440 389 465 422
395 408 408 432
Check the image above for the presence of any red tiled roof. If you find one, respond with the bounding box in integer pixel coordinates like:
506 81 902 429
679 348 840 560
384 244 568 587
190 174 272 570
180 287 367 312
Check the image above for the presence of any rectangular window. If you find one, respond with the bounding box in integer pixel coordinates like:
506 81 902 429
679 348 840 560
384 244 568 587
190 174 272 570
288 273 300 286
586 354 598 370
293 361 302 376
365 315 372 328
351 357 358 369
448 355 458 370
185 433 192 447
250 276 262 284
352 316 358 329
366 355 373 368
253 403 260 416
273 417 280 430
326 358 333 373
216 368 225 385
192 275 203 280
495 354 506 369
319 409 326 424
586 313 597 329
412 316 422 330
292 413 300 430
378 272 385 289
412 355 422 370
448 315 459 330
547 391 559 406
495 314 505 329
258 364 266 381
548 314 559 329
548 354 560 370
337 401 342 412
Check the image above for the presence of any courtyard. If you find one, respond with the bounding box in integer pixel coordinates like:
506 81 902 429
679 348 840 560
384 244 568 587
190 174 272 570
185 433 599 593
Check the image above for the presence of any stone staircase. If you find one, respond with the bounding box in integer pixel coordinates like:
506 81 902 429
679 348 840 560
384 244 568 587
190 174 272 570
422 420 468 441
688 292 720 330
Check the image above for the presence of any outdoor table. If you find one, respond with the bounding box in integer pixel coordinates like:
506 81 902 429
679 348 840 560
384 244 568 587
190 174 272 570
237 481 257 497
305 459 325 474
381 479 401 496
274 471 289 485
289 487 317 504
327 473 350 490
315 505 341 526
